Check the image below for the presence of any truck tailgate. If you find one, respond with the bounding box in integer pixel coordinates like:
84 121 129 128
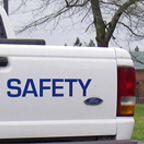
0 46 117 138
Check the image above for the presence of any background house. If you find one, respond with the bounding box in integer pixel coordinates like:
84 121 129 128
131 51 144 104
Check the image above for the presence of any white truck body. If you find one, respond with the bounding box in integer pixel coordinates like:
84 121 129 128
0 7 136 143
0 45 134 140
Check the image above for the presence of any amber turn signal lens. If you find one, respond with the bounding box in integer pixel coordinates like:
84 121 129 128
119 105 135 116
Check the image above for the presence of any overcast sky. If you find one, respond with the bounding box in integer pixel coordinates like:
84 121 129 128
1 0 144 51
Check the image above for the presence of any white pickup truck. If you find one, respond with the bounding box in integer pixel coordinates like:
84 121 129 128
0 7 137 144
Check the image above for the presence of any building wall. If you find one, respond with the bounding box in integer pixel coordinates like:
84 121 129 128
135 70 144 104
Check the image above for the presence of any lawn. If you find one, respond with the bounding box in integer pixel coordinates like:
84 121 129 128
132 105 144 141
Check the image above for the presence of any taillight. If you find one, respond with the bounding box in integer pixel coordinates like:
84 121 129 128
117 66 136 116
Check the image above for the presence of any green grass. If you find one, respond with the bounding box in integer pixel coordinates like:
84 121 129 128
132 105 144 141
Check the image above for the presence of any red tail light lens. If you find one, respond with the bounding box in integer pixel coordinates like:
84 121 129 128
117 67 136 116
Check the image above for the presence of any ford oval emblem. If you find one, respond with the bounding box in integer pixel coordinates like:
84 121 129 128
84 97 103 106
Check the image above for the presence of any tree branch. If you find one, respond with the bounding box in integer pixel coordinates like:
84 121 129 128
85 21 94 32
17 6 70 33
81 6 91 22
65 0 89 7
65 0 69 7
99 0 121 7
17 0 90 33
118 22 144 38
105 0 140 42
130 52 144 65
11 0 29 14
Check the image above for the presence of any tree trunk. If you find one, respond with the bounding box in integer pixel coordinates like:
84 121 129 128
90 0 108 47
91 0 137 48
97 39 108 47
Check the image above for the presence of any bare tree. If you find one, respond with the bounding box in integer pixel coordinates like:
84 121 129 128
12 0 144 47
